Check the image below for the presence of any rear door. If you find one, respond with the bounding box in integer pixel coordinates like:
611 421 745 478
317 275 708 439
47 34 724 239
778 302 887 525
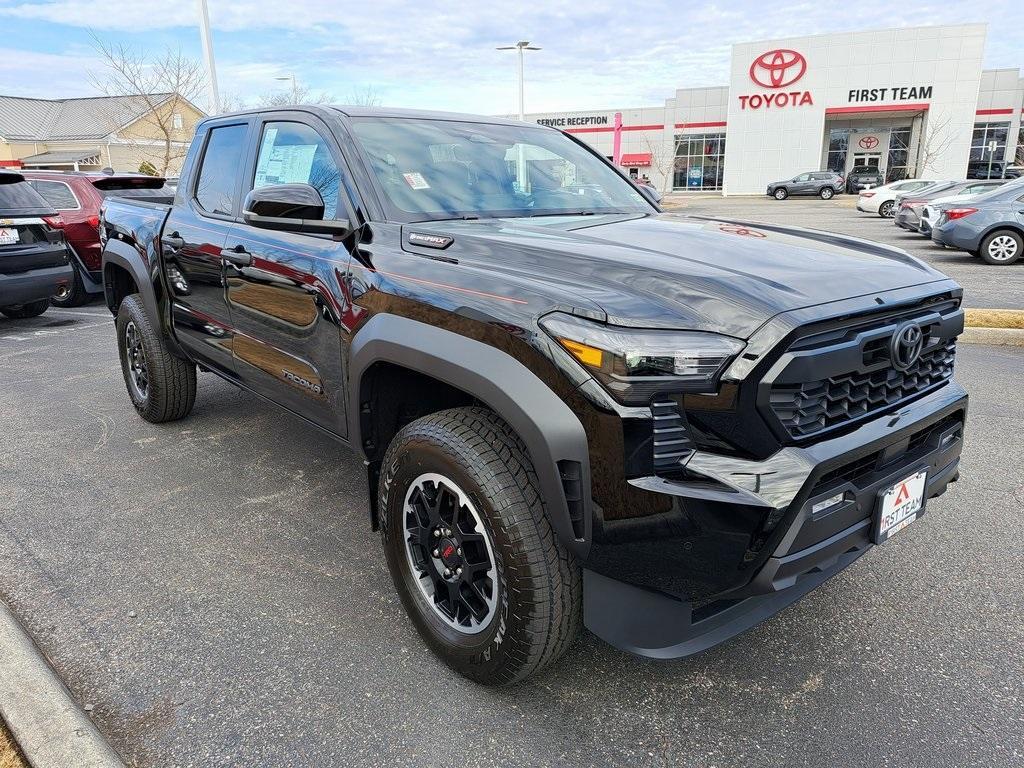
162 117 253 376
222 112 355 436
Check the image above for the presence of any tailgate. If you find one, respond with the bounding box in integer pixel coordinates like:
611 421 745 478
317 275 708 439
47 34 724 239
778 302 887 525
0 217 68 274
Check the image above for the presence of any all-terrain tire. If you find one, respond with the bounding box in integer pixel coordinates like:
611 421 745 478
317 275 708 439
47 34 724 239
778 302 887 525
0 299 50 319
115 293 196 422
379 406 582 685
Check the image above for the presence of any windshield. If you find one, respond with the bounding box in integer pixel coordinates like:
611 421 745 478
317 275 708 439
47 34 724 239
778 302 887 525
349 117 652 221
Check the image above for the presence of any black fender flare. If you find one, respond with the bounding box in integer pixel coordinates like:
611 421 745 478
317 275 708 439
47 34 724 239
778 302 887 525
101 237 160 318
348 314 592 559
101 238 187 357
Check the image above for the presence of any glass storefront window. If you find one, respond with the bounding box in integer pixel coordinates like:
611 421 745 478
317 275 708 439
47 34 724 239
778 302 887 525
970 121 1010 162
1017 126 1024 166
886 127 912 182
673 133 725 190
826 128 849 173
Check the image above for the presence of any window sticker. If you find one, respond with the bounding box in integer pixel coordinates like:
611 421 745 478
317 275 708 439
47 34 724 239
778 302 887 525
255 128 318 188
402 172 430 190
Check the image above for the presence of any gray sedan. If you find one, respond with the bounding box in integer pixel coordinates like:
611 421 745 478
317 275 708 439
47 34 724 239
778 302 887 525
931 178 1024 264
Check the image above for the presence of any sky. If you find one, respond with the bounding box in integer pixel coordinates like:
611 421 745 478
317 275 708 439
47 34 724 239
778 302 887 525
1 0 1022 115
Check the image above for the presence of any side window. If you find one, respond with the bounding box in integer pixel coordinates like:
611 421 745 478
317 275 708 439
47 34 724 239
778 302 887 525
795 173 811 182
195 123 248 216
252 122 341 219
28 180 79 209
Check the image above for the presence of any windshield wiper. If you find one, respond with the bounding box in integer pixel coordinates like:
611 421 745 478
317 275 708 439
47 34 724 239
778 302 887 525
526 210 598 218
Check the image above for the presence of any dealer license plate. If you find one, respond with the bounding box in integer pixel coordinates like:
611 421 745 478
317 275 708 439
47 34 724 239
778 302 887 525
0 228 19 246
874 470 927 544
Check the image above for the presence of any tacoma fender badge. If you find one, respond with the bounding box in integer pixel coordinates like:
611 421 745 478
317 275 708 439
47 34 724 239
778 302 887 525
407 232 453 249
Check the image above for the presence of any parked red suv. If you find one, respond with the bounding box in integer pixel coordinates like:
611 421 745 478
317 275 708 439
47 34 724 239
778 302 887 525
20 171 174 305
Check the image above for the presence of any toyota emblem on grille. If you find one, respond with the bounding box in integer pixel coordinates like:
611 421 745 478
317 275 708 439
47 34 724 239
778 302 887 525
891 321 924 370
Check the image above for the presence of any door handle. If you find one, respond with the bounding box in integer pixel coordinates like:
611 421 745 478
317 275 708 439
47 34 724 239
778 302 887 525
162 231 185 250
220 246 252 267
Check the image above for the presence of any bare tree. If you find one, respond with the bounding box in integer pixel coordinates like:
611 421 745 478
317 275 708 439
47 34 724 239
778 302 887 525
641 134 677 194
917 114 957 175
258 83 334 108
346 85 382 107
89 33 206 175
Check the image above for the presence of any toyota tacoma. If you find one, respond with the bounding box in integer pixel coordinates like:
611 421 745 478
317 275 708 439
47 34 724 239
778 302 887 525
99 106 967 684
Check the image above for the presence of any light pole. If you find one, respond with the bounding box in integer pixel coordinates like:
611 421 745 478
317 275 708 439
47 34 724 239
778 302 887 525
275 74 298 104
196 0 220 114
497 41 541 121
497 41 541 189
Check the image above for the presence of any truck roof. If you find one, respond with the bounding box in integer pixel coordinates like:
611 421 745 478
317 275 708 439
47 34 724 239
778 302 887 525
208 104 548 130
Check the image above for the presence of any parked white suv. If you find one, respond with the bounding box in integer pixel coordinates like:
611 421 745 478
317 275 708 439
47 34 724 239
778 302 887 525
857 179 938 218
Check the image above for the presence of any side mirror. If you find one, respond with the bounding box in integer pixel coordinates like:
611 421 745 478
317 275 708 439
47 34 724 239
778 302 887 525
636 184 662 208
242 183 349 236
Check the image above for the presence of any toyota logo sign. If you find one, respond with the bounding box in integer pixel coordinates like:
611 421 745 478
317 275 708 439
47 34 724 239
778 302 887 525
890 321 925 370
749 49 807 89
858 136 880 149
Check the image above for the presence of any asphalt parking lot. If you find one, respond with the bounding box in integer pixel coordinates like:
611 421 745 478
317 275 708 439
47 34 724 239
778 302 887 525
1 288 1022 767
668 194 1021 311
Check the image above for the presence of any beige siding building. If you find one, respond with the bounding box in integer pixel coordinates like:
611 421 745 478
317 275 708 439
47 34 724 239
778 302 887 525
0 93 204 175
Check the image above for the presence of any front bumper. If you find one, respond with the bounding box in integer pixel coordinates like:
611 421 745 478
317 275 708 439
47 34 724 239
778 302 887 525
0 263 74 307
583 381 967 658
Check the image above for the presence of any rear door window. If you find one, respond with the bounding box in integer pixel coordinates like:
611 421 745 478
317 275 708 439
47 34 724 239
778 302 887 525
195 123 248 216
27 180 80 210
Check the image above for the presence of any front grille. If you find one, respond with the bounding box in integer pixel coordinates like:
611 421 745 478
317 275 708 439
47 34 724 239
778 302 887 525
762 297 962 442
770 339 956 438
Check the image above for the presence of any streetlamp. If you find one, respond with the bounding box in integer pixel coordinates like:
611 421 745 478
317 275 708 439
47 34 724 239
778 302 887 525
275 74 298 104
196 0 220 114
496 41 541 121
497 41 541 190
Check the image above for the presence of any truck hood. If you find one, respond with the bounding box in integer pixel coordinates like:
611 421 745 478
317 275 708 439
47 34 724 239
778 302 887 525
404 213 948 338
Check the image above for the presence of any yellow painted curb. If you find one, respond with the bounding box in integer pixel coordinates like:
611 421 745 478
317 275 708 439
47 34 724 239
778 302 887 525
964 308 1024 330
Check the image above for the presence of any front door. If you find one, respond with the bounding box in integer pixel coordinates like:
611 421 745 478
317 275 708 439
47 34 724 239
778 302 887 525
852 153 882 171
163 119 252 376
223 114 354 437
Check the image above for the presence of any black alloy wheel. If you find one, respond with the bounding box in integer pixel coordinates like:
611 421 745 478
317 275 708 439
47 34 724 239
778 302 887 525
402 472 498 633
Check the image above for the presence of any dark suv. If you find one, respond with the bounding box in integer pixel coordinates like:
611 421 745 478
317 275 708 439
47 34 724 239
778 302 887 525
846 167 884 194
99 106 967 684
0 171 73 318
767 171 844 200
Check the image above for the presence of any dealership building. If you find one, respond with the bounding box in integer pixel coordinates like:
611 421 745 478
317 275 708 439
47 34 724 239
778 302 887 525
525 23 1023 195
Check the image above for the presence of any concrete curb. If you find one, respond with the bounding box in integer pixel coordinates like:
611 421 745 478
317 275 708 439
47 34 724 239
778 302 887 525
0 600 125 768
964 308 1024 330
959 326 1024 346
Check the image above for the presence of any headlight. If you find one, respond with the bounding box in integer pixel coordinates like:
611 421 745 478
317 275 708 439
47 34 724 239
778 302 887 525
540 312 744 405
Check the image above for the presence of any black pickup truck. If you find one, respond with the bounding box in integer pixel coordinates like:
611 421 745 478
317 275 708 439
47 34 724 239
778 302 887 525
100 106 968 685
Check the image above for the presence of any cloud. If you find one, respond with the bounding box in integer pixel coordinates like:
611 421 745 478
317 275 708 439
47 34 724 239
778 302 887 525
1 1 1021 114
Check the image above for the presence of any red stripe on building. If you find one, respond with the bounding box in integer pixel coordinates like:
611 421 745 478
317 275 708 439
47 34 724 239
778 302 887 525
673 121 727 129
975 108 1014 116
824 103 930 115
564 123 664 134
